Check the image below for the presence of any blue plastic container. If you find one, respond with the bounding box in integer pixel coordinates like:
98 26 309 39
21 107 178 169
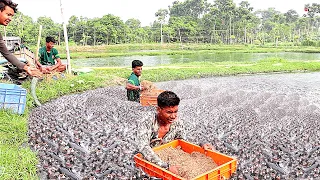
0 83 27 114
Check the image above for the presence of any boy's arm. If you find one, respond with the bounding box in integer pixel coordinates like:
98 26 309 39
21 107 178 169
50 49 61 71
136 119 168 169
126 81 141 90
36 48 43 68
35 57 42 68
49 58 62 71
126 76 142 90
0 36 25 70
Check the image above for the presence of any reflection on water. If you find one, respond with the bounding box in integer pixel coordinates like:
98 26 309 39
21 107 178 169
72 52 320 68
72 55 171 67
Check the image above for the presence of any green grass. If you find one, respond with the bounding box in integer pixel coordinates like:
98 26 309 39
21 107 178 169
28 43 320 59
1 57 320 179
0 145 38 179
140 58 320 81
63 46 320 59
0 111 38 179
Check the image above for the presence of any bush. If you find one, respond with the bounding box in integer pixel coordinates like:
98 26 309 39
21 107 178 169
253 40 260 45
301 39 316 46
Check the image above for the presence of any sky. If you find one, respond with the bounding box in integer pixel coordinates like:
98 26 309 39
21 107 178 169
14 0 316 26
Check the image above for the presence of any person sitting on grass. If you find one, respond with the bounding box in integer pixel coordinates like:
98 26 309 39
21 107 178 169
36 36 66 74
136 91 214 174
126 60 145 102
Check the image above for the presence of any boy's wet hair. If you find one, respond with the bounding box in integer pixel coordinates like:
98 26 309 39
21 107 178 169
0 0 18 13
132 60 143 68
46 36 56 43
157 91 180 108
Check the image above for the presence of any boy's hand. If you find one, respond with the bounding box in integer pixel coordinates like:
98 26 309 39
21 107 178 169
139 85 146 91
202 143 215 151
23 65 42 78
39 66 49 73
46 66 53 72
168 165 179 174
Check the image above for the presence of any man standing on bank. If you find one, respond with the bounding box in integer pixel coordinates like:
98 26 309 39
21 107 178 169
0 0 42 77
126 60 145 102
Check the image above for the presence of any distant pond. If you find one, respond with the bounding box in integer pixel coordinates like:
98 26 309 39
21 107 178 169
71 52 320 68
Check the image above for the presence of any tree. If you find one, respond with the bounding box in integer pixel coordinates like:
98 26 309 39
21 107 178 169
284 9 299 24
235 1 257 44
36 17 62 45
125 19 143 43
169 16 198 43
211 0 237 44
67 15 79 43
169 0 209 19
1 0 319 47
155 9 169 44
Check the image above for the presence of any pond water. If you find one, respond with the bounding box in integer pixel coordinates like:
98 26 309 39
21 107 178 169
72 52 320 68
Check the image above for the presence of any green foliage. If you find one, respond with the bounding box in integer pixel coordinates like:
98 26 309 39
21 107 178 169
2 0 319 47
0 111 28 146
302 39 317 46
0 111 38 179
0 145 38 179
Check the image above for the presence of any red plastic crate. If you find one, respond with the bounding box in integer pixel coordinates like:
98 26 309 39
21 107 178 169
134 140 237 180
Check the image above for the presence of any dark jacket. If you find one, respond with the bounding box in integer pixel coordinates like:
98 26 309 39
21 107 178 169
0 34 25 69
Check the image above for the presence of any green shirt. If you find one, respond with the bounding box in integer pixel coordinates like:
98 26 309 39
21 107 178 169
38 46 60 65
127 72 140 102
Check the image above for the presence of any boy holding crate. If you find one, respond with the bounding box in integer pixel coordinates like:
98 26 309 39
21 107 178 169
136 91 214 174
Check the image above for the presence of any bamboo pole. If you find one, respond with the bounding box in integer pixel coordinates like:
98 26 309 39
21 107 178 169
31 24 43 107
34 25 42 67
60 0 71 74
160 23 163 45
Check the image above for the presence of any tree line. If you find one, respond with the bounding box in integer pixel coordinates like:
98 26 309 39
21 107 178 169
2 0 320 47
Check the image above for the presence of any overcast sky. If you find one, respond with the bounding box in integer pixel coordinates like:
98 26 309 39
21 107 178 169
14 0 315 26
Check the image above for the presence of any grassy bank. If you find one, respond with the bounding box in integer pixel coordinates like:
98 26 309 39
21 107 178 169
1 57 320 179
30 43 320 59
0 111 38 179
